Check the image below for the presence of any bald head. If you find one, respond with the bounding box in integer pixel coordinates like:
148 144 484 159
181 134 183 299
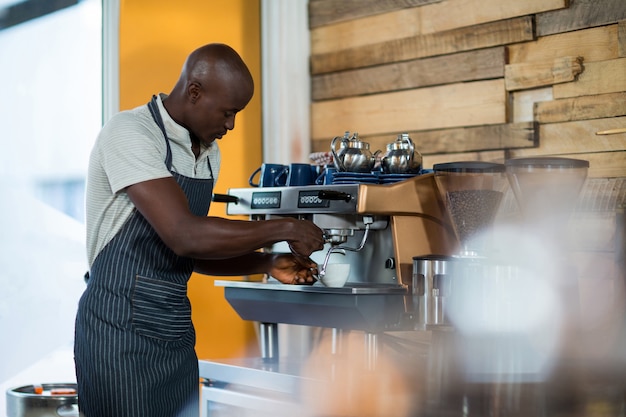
177 43 254 94
163 43 254 148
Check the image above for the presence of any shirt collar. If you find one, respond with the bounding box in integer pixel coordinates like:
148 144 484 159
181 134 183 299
155 93 216 157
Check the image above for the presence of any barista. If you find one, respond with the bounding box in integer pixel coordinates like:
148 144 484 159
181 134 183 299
74 43 324 417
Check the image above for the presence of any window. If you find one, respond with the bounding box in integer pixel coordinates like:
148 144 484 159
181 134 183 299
0 0 102 409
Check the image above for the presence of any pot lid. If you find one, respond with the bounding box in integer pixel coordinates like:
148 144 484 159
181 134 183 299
433 161 505 173
505 157 589 169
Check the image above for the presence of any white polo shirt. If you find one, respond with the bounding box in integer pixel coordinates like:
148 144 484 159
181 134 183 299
85 94 221 267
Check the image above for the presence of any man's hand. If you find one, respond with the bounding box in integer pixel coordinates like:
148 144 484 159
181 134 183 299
269 254 318 285
286 219 325 258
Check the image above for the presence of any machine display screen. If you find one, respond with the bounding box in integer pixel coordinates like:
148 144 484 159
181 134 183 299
251 191 281 209
297 190 330 209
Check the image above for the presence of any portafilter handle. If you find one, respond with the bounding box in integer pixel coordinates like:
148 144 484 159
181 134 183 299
212 193 240 204
318 190 352 202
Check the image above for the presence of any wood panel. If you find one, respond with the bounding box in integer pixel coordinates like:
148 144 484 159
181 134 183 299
565 152 626 178
311 122 536 155
508 24 620 64
311 16 534 74
414 122 537 154
617 20 626 58
308 0 626 183
507 116 626 157
311 7 422 55
312 47 505 100
419 0 566 35
505 56 584 91
308 0 440 29
512 87 553 123
390 123 536 154
536 0 626 37
553 58 626 99
311 79 506 140
534 92 626 123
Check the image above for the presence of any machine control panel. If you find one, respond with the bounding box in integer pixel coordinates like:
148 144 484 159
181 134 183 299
250 191 281 209
224 184 359 215
297 190 331 209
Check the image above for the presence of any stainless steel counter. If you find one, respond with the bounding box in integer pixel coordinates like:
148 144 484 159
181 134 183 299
199 357 314 393
199 357 318 417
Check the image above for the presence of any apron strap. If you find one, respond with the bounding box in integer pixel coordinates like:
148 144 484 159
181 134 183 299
147 95 174 170
148 95 214 177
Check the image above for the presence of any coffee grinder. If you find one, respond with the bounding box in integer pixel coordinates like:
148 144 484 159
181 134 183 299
423 158 589 416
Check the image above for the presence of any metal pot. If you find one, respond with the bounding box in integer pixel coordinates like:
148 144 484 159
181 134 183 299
330 131 380 173
6 383 79 417
381 133 422 174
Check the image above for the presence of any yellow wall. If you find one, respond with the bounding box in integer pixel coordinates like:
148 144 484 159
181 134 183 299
119 0 262 359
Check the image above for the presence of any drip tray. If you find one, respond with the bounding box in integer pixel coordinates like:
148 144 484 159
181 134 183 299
214 281 408 332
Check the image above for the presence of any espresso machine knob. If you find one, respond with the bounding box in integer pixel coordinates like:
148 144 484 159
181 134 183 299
318 190 352 202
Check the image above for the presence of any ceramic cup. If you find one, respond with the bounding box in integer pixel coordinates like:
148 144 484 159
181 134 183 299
287 163 315 186
320 263 351 287
248 163 289 187
316 165 337 185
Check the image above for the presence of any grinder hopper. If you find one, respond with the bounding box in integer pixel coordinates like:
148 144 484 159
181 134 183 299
505 157 589 241
433 162 508 257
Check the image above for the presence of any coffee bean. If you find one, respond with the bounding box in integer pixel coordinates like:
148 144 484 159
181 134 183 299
446 189 503 246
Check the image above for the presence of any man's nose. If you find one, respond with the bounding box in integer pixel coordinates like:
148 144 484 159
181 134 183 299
225 115 236 130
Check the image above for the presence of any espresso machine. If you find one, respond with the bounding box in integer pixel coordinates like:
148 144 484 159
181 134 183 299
199 170 460 416
210 173 458 336
199 155 599 417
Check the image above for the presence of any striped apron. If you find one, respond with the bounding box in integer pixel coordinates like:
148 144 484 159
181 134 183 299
75 96 213 417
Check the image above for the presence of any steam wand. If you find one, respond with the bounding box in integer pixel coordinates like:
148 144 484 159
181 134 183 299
318 216 373 278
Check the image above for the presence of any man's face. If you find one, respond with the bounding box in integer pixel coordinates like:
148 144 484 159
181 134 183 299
188 78 253 147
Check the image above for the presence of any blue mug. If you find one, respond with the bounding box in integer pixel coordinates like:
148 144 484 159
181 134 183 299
316 165 337 185
287 163 315 186
249 163 289 187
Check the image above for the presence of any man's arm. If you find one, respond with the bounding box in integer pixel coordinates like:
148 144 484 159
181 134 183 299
125 177 324 260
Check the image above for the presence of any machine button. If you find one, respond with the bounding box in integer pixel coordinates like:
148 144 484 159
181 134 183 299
385 258 396 269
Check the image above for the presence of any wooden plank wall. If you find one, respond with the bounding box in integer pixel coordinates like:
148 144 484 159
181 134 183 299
308 0 626 179
308 0 626 286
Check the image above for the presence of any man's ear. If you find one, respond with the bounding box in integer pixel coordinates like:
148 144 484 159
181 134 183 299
187 82 201 104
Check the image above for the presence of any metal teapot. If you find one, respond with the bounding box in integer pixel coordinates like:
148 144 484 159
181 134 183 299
330 131 351 168
330 131 379 173
381 133 422 174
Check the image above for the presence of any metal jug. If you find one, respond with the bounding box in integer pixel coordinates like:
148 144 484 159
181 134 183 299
330 131 379 173
381 133 422 174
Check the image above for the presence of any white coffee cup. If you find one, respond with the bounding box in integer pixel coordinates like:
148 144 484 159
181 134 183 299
320 263 350 287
